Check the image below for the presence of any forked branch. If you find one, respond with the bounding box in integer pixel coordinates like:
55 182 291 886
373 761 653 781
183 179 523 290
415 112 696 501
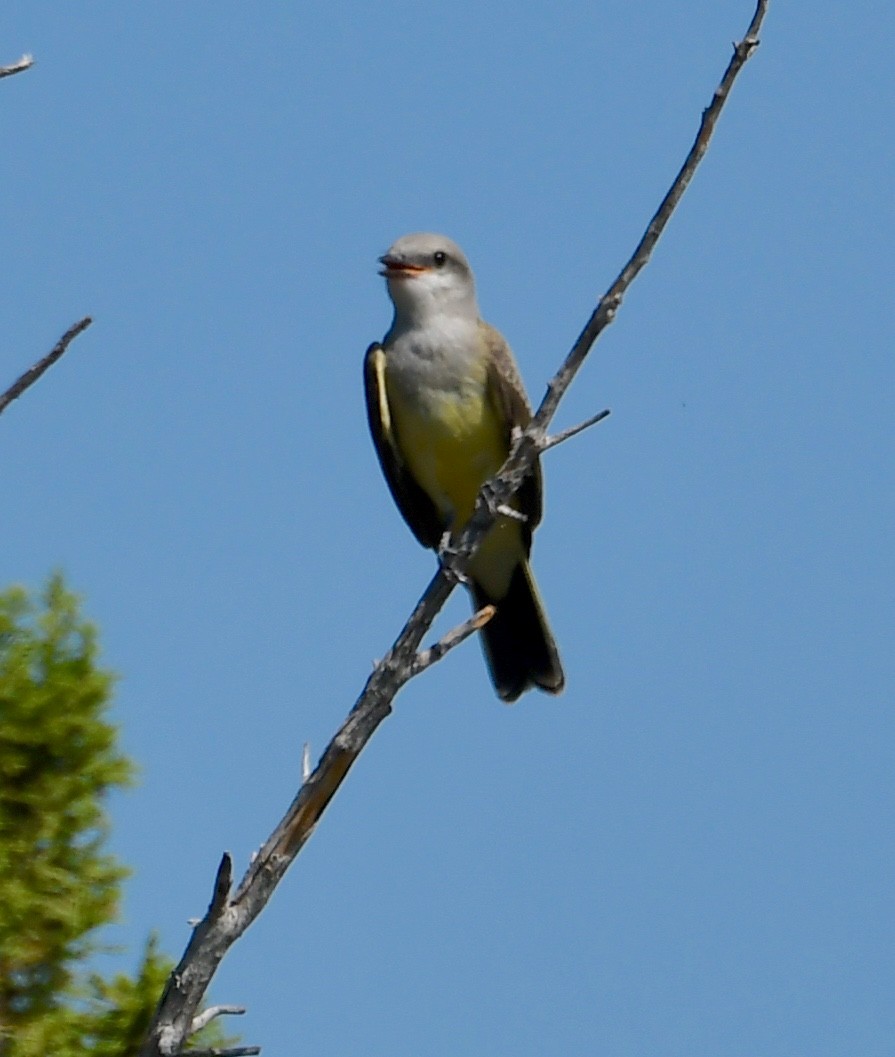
140 4 768 1053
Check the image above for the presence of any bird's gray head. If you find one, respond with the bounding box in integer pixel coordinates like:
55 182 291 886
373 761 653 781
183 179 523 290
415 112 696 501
379 233 479 327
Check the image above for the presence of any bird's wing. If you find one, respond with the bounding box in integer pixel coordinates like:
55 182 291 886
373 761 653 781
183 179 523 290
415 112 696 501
363 342 444 550
480 322 543 545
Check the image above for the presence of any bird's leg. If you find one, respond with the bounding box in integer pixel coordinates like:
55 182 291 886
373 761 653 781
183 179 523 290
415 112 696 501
436 518 469 585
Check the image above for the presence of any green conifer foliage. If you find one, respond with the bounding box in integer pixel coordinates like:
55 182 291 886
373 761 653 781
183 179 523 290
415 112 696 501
0 577 230 1056
0 576 131 1028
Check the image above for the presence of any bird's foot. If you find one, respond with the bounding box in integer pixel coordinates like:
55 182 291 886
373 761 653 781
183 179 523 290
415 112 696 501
437 530 469 586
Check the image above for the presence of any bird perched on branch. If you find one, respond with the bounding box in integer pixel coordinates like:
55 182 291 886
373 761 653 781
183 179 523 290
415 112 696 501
364 233 564 702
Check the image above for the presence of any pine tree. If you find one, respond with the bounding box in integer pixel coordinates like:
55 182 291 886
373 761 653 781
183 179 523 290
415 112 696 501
0 576 228 1056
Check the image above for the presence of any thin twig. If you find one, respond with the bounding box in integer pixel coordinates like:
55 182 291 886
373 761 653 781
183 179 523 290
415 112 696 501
542 409 611 453
443 0 767 585
139 5 768 1054
0 54 33 79
411 605 496 678
495 502 527 523
189 1006 246 1036
181 1048 259 1057
0 317 93 417
530 0 768 437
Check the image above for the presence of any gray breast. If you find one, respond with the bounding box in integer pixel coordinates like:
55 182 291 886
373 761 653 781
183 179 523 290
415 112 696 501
386 319 485 402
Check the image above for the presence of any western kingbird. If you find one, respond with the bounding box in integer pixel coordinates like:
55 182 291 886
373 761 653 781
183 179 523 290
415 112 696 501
364 232 564 702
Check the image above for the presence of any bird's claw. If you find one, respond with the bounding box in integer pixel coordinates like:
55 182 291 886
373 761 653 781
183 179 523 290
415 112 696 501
437 530 469 585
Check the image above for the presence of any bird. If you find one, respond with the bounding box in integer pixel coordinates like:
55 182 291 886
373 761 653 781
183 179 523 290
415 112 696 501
363 232 564 702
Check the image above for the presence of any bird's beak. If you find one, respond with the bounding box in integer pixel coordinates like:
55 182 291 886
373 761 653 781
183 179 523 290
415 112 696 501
378 254 428 279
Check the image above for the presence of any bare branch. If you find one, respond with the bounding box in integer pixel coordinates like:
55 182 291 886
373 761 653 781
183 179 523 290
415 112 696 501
182 1048 259 1057
208 853 233 919
0 317 93 417
497 502 528 523
139 4 768 1053
0 54 33 79
411 605 496 678
541 409 611 453
529 0 767 438
189 1005 246 1036
443 0 767 587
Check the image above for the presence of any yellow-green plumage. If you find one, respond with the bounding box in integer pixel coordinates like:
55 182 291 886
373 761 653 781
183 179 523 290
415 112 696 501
365 233 565 701
386 353 528 601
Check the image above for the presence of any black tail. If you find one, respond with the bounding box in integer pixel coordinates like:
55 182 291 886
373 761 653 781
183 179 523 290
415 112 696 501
471 562 565 703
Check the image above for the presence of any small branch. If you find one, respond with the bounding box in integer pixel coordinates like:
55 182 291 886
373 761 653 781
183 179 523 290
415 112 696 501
189 1006 246 1036
0 317 93 417
495 502 527 523
541 409 611 453
529 0 767 438
140 5 768 1054
0 54 33 79
208 853 233 919
182 1048 259 1057
411 605 496 678
442 0 767 586
301 742 311 782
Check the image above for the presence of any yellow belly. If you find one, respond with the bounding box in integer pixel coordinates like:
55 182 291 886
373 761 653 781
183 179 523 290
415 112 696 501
390 386 506 530
388 382 525 597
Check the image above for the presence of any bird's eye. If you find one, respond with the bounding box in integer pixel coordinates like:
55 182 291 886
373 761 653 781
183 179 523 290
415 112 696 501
433 250 447 267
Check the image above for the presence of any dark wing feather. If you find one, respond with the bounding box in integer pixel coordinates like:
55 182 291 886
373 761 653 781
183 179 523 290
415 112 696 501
481 324 543 552
363 342 444 550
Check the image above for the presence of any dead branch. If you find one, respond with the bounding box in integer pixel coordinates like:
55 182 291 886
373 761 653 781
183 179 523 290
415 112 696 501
0 318 93 417
542 409 612 453
182 1049 259 1057
139 3 768 1053
411 604 496 677
189 1005 246 1036
0 54 33 79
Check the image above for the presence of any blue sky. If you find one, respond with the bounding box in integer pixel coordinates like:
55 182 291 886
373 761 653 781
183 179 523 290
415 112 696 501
3 2 893 1055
